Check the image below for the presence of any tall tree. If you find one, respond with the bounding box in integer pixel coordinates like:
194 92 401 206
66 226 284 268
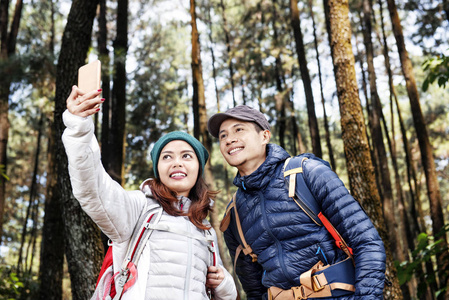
190 0 232 282
97 0 112 254
98 0 111 171
307 0 335 169
53 0 103 298
108 0 128 184
0 0 23 245
38 1 65 298
204 0 233 272
289 0 322 157
39 116 64 300
322 0 403 298
271 0 288 149
361 0 405 267
219 0 237 107
385 0 448 295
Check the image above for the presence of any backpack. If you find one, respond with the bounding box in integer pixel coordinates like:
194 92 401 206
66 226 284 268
220 156 356 299
92 201 163 300
92 199 218 300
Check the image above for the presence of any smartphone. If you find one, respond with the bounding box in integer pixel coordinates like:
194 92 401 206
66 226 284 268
78 60 101 92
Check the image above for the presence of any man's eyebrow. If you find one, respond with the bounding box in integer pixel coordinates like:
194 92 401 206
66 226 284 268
219 123 246 135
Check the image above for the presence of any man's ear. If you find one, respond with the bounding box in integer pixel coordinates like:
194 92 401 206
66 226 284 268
261 129 271 145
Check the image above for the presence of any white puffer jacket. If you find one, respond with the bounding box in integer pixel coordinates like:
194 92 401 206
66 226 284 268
62 110 237 300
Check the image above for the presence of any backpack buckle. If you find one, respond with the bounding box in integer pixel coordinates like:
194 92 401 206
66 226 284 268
312 275 325 292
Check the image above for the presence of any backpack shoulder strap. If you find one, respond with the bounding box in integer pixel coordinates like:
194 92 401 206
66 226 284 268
284 156 353 259
219 192 258 274
113 199 163 300
283 156 322 225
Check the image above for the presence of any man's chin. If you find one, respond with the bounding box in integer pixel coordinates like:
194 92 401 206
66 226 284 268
225 157 244 168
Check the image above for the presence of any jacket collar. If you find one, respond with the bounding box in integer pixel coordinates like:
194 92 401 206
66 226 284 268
233 144 290 191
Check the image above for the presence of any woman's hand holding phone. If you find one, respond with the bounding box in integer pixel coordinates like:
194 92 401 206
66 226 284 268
67 60 104 117
66 85 104 118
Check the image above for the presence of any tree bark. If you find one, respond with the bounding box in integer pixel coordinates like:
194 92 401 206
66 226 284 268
361 0 405 266
385 0 448 295
109 0 128 185
219 0 236 107
204 1 233 273
190 0 232 278
54 0 103 298
38 2 64 297
17 115 44 274
290 0 322 157
39 117 64 300
205 4 221 113
307 0 335 169
97 0 112 255
323 0 403 298
98 0 111 171
0 0 23 245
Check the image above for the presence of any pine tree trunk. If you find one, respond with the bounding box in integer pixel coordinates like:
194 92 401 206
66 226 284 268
190 0 233 277
39 118 64 300
290 0 322 157
323 0 403 298
361 0 405 266
53 1 103 299
385 1 448 295
109 0 128 185
98 0 111 172
203 0 234 274
17 115 44 274
219 0 236 107
307 0 336 170
205 5 221 112
38 3 64 297
97 0 112 255
0 0 23 245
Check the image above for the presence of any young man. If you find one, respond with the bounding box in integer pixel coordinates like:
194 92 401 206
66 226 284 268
207 105 386 300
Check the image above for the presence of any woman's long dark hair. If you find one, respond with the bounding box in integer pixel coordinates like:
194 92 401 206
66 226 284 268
147 176 219 230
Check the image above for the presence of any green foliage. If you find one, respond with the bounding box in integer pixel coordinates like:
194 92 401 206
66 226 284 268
422 54 449 92
0 164 9 181
0 266 24 300
395 225 449 298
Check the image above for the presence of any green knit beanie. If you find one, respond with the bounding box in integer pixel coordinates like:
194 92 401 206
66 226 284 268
150 131 209 179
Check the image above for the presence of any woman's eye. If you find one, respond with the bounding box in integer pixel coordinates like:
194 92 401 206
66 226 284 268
183 153 193 159
162 154 171 160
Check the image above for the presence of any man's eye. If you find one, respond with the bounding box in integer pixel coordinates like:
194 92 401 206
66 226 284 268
219 134 227 140
236 128 243 132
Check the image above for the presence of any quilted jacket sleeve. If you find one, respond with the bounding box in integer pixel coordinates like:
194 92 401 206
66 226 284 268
303 156 386 298
61 110 146 243
223 224 266 300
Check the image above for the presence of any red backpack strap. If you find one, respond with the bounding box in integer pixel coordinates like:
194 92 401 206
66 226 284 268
96 245 114 288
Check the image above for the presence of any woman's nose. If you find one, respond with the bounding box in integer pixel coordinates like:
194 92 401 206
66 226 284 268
172 157 183 167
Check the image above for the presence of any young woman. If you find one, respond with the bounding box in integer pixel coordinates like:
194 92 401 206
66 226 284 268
62 86 237 300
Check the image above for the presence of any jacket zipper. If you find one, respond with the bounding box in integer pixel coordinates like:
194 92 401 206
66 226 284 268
258 190 297 286
184 217 192 299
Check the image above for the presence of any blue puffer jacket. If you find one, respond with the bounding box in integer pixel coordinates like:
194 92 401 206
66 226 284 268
223 144 386 299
